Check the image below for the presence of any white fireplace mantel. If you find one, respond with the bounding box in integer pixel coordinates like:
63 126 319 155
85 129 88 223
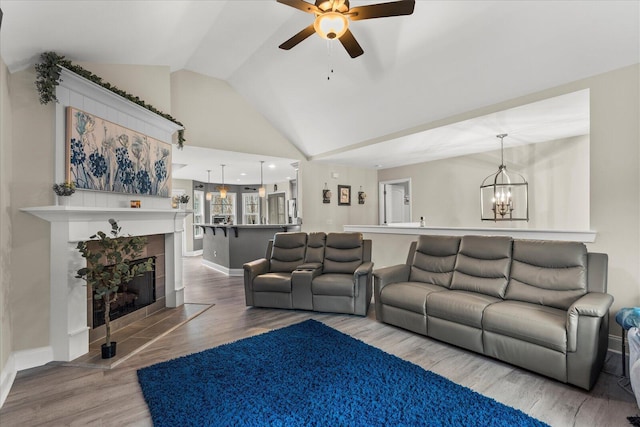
22 206 191 241
22 206 192 362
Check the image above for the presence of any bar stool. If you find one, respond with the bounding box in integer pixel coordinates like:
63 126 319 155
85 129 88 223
615 307 640 377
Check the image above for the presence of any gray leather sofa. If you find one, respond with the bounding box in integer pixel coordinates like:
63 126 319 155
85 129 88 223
243 232 373 316
374 234 613 390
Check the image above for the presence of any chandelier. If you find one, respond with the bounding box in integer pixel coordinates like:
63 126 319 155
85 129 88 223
480 134 529 222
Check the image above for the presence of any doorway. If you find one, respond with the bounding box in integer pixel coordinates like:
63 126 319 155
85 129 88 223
379 179 411 225
267 192 287 225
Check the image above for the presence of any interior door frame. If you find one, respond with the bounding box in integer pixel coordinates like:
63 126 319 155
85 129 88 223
378 178 412 225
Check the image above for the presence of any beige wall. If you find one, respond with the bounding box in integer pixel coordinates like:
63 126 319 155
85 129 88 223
0 57 13 376
8 66 55 353
170 70 304 160
378 135 590 230
299 160 378 232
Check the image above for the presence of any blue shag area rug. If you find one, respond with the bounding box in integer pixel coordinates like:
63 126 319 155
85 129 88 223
137 319 548 427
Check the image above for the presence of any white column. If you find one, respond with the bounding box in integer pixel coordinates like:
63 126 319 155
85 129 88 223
50 222 89 361
164 215 185 307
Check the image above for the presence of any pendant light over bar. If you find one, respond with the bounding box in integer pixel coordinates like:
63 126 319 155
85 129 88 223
480 134 529 222
218 164 227 199
259 161 266 198
206 169 212 201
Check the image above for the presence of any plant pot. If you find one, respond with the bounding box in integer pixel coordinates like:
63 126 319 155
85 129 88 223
57 195 70 206
101 342 117 359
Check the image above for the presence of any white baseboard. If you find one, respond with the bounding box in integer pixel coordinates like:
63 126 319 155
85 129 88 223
0 346 54 409
183 250 203 257
202 259 243 277
0 354 17 409
14 346 54 371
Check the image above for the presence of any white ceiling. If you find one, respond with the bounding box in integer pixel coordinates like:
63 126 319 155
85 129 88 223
1 1 638 181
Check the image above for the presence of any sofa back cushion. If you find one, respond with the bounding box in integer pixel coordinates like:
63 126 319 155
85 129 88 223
450 235 513 298
505 240 587 310
323 233 364 274
269 232 307 273
305 232 327 263
409 235 461 287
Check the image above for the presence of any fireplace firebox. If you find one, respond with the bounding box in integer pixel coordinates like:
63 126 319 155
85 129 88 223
92 256 156 328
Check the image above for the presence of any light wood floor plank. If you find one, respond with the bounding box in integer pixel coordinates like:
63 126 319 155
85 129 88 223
0 256 637 426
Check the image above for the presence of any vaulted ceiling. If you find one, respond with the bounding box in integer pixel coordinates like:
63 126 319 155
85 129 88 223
1 1 638 180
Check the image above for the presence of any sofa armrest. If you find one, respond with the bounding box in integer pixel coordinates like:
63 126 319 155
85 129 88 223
291 267 323 310
243 258 269 306
567 292 614 352
243 258 269 276
373 264 410 292
354 261 374 278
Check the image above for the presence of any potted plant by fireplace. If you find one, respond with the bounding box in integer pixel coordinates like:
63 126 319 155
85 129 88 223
75 219 153 359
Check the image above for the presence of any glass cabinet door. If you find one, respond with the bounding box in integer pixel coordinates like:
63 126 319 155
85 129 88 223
243 193 260 224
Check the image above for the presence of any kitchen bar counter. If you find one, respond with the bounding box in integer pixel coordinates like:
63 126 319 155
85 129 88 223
196 223 301 276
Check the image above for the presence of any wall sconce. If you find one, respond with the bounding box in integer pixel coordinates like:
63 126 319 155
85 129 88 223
322 182 332 204
358 186 366 204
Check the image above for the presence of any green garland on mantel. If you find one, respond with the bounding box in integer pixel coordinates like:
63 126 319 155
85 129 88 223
34 51 186 148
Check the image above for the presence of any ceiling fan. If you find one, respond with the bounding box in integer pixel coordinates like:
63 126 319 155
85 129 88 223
277 0 415 58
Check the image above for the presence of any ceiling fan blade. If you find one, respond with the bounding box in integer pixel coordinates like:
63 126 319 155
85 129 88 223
277 0 320 14
279 24 317 50
349 0 415 21
339 29 364 58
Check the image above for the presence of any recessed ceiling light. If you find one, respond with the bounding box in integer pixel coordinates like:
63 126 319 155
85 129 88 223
240 172 247 176
268 164 276 169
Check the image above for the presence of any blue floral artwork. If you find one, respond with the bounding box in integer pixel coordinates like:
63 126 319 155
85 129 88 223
66 108 172 197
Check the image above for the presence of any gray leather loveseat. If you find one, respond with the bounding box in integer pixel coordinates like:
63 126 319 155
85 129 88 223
374 234 613 390
243 232 373 316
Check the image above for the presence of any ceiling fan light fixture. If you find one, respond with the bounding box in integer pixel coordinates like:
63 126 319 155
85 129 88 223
314 12 348 40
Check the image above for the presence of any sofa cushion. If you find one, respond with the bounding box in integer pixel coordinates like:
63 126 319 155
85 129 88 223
483 300 567 352
409 235 461 287
450 235 512 298
312 274 355 297
305 232 327 264
379 281 447 314
505 240 587 310
323 233 363 274
253 272 293 292
270 232 307 273
427 290 500 328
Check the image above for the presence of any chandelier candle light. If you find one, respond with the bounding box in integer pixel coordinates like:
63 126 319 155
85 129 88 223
480 134 529 222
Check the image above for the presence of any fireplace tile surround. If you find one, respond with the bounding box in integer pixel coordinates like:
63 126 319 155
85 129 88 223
87 234 166 343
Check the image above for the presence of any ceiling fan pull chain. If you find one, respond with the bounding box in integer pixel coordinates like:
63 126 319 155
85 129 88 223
327 40 335 81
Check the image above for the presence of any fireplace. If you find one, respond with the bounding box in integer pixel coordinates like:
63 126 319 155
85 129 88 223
92 256 157 328
87 233 168 343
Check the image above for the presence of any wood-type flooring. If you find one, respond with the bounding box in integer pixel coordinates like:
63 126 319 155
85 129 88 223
0 256 637 426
